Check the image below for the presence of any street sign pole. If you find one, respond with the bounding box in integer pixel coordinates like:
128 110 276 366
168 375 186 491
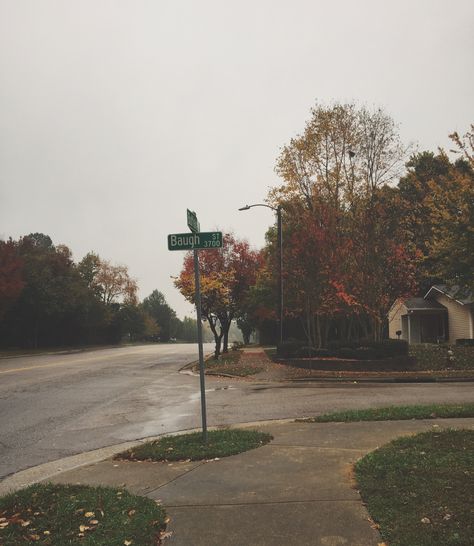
168 210 218 444
193 248 208 443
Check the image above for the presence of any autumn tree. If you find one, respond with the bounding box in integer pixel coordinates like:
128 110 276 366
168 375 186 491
1 234 90 347
424 126 474 289
269 102 416 342
93 258 138 306
274 103 407 211
75 252 140 343
0 240 24 321
397 151 456 291
142 290 177 341
396 124 474 292
175 234 262 358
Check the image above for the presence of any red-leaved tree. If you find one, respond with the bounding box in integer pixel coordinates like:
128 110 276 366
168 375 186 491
175 233 262 358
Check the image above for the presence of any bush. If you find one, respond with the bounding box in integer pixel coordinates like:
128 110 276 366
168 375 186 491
328 339 408 360
357 339 408 358
297 346 319 357
337 347 358 359
456 338 474 347
328 340 358 352
231 341 244 351
277 338 306 358
296 346 331 358
354 347 378 360
378 339 409 357
313 348 331 357
410 344 474 370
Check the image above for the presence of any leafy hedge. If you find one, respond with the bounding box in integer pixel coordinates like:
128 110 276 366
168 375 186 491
277 338 408 360
409 344 474 370
276 339 306 358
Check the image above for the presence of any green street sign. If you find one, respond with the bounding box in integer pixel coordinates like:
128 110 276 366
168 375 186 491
187 209 200 233
168 231 222 251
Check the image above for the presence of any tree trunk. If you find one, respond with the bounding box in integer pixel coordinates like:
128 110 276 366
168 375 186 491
315 314 322 348
359 315 369 340
323 317 331 348
373 317 382 341
347 316 353 342
304 298 313 346
33 317 39 349
220 314 232 353
223 330 229 353
206 314 223 359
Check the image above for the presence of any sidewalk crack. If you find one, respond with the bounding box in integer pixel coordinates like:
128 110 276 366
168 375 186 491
269 444 366 452
165 498 362 508
144 461 207 495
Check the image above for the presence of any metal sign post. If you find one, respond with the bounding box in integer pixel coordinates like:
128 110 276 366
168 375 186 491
193 248 207 443
168 211 222 444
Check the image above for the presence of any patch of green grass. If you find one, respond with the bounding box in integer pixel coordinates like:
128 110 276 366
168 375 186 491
355 429 474 546
208 364 263 376
0 483 166 545
207 351 241 366
299 403 474 423
117 429 273 462
204 351 263 376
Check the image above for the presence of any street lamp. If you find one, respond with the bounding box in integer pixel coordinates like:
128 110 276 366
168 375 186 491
238 203 283 344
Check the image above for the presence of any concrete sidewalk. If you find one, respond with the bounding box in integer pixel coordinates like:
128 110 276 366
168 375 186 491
13 417 471 545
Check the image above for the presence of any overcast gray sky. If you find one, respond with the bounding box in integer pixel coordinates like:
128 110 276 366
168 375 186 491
1 0 473 318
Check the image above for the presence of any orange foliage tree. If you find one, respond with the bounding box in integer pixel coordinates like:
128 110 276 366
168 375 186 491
175 233 262 358
267 102 418 343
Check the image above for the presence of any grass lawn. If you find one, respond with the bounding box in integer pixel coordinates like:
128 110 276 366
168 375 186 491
202 350 263 377
355 429 474 546
117 429 272 462
0 483 167 545
298 403 474 423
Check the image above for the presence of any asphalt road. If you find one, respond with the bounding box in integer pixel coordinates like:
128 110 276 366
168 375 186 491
1 344 473 480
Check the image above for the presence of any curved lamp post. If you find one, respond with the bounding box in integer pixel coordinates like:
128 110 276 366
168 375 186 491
238 203 283 344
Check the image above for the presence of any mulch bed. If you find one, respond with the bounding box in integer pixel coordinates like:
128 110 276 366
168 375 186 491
199 350 474 381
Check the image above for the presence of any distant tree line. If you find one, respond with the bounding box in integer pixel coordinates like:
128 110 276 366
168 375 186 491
0 233 204 349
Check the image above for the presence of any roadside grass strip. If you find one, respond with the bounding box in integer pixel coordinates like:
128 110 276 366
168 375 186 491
201 350 263 376
298 403 474 423
355 429 474 546
116 429 273 462
0 483 167 545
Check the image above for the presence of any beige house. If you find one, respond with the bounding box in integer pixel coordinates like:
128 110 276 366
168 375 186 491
388 285 474 344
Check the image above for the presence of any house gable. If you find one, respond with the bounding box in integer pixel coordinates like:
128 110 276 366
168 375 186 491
426 286 474 342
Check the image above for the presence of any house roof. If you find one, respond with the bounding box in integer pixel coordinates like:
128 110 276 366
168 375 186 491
404 297 447 311
425 284 474 305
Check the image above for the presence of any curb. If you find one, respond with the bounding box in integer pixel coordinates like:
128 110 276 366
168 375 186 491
184 370 474 383
285 376 474 383
178 351 474 383
0 419 293 496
